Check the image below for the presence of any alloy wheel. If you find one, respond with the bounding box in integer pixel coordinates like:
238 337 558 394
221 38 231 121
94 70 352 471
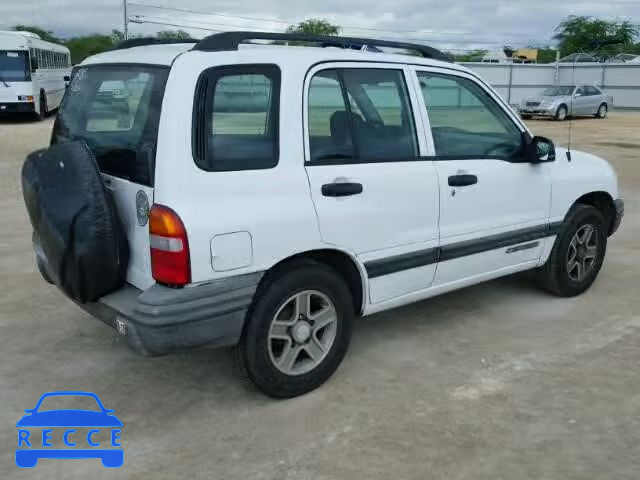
267 290 338 376
566 224 598 282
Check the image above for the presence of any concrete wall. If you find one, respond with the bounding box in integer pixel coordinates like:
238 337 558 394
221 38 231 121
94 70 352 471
460 63 640 109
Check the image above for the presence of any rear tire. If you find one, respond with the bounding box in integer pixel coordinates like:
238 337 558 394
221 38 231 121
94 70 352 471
520 114 532 120
596 103 608 119
235 260 353 398
536 205 607 297
554 105 568 121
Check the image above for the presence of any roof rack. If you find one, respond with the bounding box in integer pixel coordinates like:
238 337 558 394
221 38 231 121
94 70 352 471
192 31 451 62
113 37 196 50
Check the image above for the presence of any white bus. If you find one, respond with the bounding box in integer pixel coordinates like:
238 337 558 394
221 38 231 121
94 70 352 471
0 30 71 120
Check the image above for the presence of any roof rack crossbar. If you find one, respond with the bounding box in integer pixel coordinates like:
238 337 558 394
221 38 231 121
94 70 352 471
192 31 450 62
113 38 196 50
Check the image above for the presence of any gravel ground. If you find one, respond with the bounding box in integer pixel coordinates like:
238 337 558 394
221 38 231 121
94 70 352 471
0 112 638 479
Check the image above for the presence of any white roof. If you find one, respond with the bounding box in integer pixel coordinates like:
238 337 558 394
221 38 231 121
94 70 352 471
81 43 195 66
0 31 69 53
0 30 41 39
80 42 464 72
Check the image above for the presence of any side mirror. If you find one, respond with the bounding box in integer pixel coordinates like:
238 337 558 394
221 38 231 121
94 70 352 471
64 75 71 82
528 136 555 163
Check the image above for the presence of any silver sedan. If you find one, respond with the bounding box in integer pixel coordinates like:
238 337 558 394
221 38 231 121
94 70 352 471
518 85 613 121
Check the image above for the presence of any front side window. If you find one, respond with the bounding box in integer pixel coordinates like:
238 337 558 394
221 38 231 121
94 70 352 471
193 65 280 171
418 72 524 160
308 68 418 164
52 65 169 186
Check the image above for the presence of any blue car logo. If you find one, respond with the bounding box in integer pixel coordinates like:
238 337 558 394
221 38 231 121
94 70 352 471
16 391 123 468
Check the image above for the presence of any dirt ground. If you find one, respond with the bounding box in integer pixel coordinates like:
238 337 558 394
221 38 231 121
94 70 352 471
0 112 638 479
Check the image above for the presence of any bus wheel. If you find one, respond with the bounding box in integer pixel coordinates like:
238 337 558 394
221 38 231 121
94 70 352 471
35 93 47 121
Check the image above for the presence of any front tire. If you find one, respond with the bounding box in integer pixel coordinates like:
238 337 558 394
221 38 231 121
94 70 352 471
35 93 47 121
536 205 607 297
236 260 354 398
555 105 568 121
596 103 608 118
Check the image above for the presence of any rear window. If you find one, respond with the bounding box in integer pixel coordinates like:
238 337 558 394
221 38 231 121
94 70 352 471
192 64 280 171
52 65 168 186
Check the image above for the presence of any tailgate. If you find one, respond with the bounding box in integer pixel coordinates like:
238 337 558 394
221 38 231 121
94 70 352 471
51 64 169 290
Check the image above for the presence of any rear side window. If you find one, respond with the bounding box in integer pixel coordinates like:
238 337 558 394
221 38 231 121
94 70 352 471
584 86 601 96
193 65 280 171
307 68 418 164
52 65 168 186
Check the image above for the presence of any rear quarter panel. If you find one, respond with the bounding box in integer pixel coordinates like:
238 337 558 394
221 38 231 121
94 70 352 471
152 52 338 283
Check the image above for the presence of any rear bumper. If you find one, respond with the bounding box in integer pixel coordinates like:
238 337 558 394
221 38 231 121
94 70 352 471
0 102 35 114
79 273 262 356
33 240 262 355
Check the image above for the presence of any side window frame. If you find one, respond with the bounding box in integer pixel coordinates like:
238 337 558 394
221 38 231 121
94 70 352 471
303 62 429 166
191 63 281 172
410 66 529 162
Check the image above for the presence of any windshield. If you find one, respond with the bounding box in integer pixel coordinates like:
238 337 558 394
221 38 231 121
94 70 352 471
52 65 168 186
0 50 30 82
542 86 575 96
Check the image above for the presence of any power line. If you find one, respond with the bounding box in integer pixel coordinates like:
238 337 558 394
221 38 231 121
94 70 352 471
132 14 543 47
129 16 483 51
128 2 550 39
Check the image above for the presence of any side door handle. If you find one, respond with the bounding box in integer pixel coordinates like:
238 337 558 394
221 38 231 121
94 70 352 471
321 182 363 197
448 174 477 187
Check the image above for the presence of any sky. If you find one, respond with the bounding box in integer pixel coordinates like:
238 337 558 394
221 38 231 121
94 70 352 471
1 0 639 52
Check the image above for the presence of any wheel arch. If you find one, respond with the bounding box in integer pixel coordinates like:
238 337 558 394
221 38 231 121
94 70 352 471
258 248 366 315
555 103 568 120
572 191 616 235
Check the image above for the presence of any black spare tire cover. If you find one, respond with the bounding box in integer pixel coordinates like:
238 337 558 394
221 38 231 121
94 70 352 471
22 141 129 303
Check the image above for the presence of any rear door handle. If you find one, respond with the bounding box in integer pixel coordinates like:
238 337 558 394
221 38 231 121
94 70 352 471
448 174 477 187
321 182 363 197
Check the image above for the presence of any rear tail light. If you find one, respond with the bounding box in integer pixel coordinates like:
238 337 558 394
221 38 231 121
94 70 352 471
149 204 191 286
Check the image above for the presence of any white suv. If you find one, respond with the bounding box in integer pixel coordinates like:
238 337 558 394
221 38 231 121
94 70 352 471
26 33 624 398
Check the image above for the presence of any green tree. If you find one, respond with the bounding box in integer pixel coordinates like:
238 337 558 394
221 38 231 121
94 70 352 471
65 34 115 64
535 47 558 64
12 25 61 43
156 30 193 40
111 29 125 43
286 19 340 36
553 16 639 56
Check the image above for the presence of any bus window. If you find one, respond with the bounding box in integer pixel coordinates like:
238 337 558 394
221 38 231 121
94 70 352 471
0 51 30 81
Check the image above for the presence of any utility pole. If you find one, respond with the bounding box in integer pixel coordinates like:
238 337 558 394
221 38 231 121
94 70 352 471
123 0 129 40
